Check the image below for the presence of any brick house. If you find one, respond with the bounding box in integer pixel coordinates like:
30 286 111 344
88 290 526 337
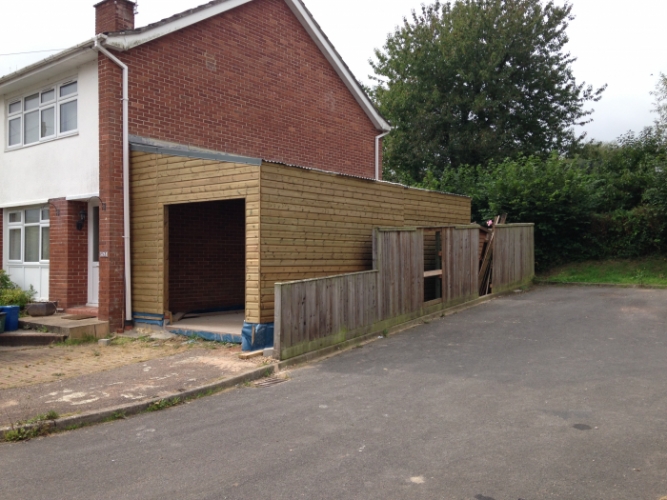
1 0 470 342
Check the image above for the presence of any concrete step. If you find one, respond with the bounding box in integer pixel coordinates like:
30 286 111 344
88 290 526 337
64 306 99 317
0 331 67 347
19 314 109 339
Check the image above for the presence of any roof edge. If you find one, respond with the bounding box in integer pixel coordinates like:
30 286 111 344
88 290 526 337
0 38 96 90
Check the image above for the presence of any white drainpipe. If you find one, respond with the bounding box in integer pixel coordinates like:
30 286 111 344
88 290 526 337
93 37 133 324
375 130 391 180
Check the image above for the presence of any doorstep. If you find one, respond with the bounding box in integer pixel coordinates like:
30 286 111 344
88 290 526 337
19 314 109 340
64 305 99 317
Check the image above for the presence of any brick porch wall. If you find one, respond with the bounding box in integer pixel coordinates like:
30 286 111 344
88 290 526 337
49 199 88 310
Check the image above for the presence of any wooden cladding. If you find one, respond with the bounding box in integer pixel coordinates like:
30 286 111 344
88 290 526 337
130 151 471 326
130 151 261 322
492 224 535 293
259 163 471 323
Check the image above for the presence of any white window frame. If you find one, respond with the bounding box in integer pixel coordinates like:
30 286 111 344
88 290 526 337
6 208 50 264
5 78 78 151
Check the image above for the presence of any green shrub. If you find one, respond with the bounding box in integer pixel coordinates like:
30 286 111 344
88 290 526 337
0 270 13 291
0 271 36 308
0 287 36 308
429 139 667 271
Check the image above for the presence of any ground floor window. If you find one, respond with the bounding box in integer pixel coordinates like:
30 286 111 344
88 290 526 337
4 206 50 300
7 207 50 264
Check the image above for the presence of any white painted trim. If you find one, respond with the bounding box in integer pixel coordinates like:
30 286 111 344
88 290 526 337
87 200 100 306
0 40 96 91
0 199 49 209
103 0 253 51
66 193 100 201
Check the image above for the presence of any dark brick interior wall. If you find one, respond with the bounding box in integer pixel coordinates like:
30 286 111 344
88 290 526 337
49 199 88 309
114 0 380 178
169 199 245 313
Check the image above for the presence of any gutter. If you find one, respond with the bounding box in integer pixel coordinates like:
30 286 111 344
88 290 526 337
375 130 391 180
0 38 96 90
93 36 133 325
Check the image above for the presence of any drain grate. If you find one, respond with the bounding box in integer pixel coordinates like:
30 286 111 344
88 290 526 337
254 377 288 388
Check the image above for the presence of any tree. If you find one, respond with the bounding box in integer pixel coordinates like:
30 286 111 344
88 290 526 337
371 0 606 184
651 72 667 139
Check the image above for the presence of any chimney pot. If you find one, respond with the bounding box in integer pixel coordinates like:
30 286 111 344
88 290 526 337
94 0 136 34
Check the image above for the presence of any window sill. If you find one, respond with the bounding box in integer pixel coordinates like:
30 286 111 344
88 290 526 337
4 131 80 153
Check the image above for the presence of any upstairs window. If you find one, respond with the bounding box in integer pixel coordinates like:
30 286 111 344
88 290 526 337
6 79 78 150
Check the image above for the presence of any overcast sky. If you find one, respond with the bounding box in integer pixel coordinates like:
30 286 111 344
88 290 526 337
1 0 665 143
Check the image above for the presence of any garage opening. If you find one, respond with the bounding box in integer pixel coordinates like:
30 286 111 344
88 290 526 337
166 199 245 339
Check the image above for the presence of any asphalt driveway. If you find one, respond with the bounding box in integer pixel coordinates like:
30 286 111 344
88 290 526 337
2 285 667 500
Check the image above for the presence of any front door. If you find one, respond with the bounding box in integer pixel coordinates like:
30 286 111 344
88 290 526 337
87 203 100 306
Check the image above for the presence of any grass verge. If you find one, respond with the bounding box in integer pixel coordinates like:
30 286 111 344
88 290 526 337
538 256 667 286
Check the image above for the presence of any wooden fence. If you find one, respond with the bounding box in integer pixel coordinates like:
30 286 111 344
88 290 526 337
492 224 535 293
274 224 534 360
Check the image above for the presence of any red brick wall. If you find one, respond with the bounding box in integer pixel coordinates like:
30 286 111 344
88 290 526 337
98 54 126 331
95 0 135 34
49 199 88 309
98 0 384 328
168 199 246 312
117 0 381 177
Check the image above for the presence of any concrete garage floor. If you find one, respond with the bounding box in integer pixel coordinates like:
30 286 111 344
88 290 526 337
166 310 245 342
2 285 667 500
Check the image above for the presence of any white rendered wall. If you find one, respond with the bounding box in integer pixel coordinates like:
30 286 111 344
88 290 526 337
0 60 99 207
1 59 99 299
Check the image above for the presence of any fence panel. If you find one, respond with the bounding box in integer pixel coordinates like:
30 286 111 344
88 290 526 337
275 224 534 360
442 226 480 306
275 229 422 360
492 224 535 293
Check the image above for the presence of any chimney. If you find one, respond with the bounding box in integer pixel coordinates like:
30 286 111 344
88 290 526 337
94 0 136 34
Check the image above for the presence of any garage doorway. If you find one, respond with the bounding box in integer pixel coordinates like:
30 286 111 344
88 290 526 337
166 199 246 338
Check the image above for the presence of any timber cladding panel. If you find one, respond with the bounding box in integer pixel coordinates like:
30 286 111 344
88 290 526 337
130 153 470 325
130 151 261 323
259 163 471 323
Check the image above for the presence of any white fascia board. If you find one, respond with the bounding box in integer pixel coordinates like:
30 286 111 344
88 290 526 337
103 0 253 51
0 40 97 95
284 0 391 132
65 193 100 202
0 199 49 209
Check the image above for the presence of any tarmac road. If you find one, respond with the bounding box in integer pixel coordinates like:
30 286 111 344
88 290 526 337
2 285 667 500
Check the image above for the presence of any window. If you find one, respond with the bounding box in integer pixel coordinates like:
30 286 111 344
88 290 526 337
7 208 50 263
6 79 78 150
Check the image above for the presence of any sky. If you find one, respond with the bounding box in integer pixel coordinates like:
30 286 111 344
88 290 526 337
1 0 665 143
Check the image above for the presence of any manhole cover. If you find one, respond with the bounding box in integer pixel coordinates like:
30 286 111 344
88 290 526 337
254 377 287 388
